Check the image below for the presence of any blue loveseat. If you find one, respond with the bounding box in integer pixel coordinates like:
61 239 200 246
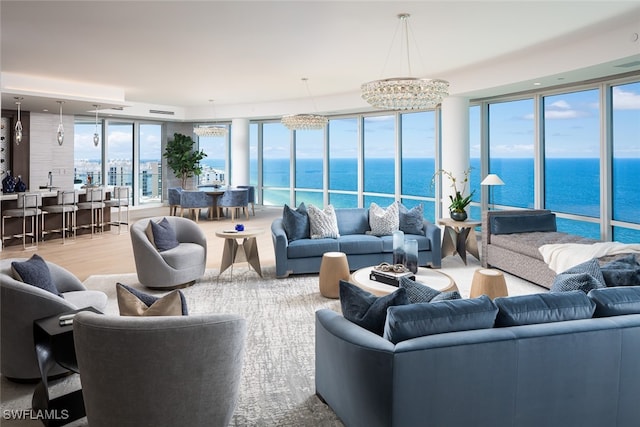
316 286 640 427
271 207 441 278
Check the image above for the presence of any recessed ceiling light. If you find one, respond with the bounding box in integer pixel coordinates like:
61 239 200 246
43 109 48 112
533 82 541 86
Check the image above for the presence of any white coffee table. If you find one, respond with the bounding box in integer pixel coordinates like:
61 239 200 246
350 266 458 297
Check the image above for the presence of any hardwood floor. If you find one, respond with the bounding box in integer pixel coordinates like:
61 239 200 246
0 204 282 281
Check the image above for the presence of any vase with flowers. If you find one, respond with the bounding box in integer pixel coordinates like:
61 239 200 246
433 167 474 221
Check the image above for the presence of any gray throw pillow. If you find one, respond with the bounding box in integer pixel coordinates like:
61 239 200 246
383 295 498 344
494 291 595 327
150 217 179 252
399 203 424 235
11 254 61 297
431 290 462 302
282 203 310 242
600 254 640 287
339 280 409 336
398 276 461 303
551 258 606 293
307 204 340 239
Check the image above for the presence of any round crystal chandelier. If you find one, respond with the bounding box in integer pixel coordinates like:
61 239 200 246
194 100 228 137
361 14 449 110
281 114 328 131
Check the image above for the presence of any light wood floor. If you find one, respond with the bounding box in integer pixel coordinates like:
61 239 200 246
0 205 283 281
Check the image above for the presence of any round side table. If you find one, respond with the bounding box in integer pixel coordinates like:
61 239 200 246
319 252 350 299
470 268 508 299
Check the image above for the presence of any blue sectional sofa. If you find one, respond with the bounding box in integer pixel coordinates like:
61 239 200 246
316 286 640 427
271 207 441 278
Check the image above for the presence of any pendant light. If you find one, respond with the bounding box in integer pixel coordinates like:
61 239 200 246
56 101 65 146
93 105 101 147
14 97 23 146
281 78 328 130
194 100 228 137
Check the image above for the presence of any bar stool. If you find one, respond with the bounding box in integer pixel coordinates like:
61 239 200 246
105 186 130 234
1 192 44 250
77 187 106 238
42 190 78 244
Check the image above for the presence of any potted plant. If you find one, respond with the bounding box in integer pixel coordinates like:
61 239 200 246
433 168 475 221
163 133 207 189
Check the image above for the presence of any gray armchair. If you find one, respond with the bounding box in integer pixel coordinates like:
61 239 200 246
130 216 207 289
74 311 247 427
0 259 107 380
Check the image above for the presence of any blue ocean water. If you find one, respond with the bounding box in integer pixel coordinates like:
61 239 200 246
205 157 639 241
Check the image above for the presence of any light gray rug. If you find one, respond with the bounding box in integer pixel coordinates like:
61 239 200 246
0 258 543 427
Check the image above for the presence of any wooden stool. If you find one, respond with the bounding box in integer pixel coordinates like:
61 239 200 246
319 252 350 299
470 268 508 299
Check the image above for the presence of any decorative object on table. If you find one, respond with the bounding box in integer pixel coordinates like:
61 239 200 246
14 175 26 192
281 78 328 130
480 173 505 210
432 167 474 222
2 170 16 193
360 13 449 110
392 230 405 265
404 239 419 273
163 133 207 189
235 223 245 232
370 262 414 287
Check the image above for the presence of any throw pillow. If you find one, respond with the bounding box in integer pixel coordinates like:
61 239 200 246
339 280 409 336
116 283 188 316
431 290 462 302
551 258 606 293
588 286 640 317
494 291 595 327
383 295 498 344
307 204 340 239
600 254 640 287
399 276 440 303
367 202 399 236
149 217 179 252
11 254 61 297
399 203 424 235
282 203 310 242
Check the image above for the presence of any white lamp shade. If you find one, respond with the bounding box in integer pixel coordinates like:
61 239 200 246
481 174 505 186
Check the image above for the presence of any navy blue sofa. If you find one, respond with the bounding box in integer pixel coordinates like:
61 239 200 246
316 287 640 427
271 207 441 278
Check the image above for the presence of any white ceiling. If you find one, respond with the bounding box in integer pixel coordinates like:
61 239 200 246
2 0 640 120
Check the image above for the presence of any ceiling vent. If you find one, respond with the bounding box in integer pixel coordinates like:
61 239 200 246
149 109 175 115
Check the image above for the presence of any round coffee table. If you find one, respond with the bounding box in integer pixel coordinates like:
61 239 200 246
350 266 458 297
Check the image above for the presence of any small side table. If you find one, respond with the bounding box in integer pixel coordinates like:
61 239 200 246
470 268 509 299
32 306 102 427
437 218 481 265
215 228 264 278
319 252 350 299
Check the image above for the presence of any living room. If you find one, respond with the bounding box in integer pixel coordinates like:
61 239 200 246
2 1 640 426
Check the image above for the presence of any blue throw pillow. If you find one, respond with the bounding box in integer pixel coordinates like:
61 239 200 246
588 286 640 317
150 217 179 252
494 291 595 327
116 283 188 316
490 213 556 235
399 203 424 235
551 258 606 293
282 203 310 242
431 290 462 302
399 276 462 303
383 295 498 344
339 280 409 336
11 254 61 297
600 254 640 287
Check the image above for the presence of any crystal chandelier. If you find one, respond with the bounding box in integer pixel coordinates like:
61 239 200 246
361 14 449 110
93 104 101 147
14 97 23 146
281 78 328 131
194 100 227 137
56 101 65 145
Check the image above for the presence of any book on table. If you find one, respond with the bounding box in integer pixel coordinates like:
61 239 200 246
369 269 415 287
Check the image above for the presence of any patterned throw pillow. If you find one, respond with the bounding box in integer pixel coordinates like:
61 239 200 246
307 204 340 239
399 276 441 303
116 283 188 316
551 258 606 293
367 202 399 236
399 203 424 235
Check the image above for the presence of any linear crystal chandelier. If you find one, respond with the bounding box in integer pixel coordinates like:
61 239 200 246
281 78 328 131
361 14 449 110
194 100 227 137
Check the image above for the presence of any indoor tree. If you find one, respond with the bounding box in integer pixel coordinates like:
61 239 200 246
163 133 207 189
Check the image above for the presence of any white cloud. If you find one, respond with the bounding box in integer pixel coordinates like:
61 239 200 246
613 87 640 110
549 100 571 110
544 110 588 119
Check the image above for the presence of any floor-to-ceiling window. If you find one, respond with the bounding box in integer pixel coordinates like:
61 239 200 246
612 81 640 242
73 120 103 185
543 89 601 239
328 117 358 207
469 105 482 220
363 115 395 207
106 122 134 206
262 121 290 206
294 128 324 206
197 131 227 185
139 123 162 204
249 123 259 202
488 98 535 209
